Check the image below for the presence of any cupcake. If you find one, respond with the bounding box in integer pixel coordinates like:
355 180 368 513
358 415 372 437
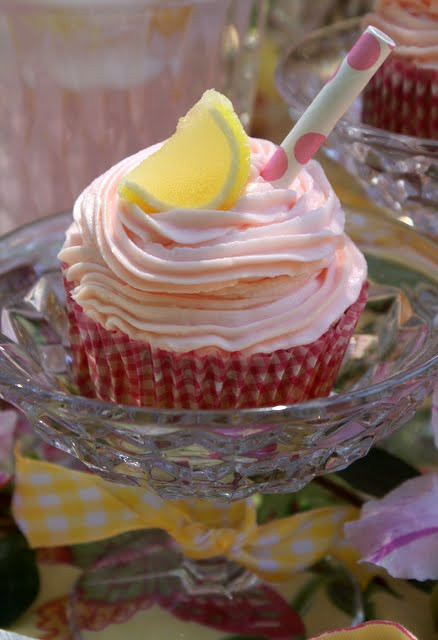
59 90 367 409
362 0 438 139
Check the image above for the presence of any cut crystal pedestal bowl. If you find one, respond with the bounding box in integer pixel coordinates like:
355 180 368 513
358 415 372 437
277 18 438 238
0 211 437 502
1 211 438 638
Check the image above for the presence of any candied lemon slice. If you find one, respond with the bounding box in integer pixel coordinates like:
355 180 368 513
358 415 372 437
118 89 251 213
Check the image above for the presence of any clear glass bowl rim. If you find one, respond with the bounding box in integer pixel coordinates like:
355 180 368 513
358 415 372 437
0 211 437 423
275 17 438 152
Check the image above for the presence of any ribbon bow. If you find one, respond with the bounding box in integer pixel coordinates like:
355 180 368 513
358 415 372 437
12 452 357 582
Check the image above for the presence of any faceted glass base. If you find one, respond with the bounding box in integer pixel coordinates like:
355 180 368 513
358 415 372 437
64 528 374 639
66 530 294 640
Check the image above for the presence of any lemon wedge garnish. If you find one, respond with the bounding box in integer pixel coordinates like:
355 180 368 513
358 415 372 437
118 89 251 213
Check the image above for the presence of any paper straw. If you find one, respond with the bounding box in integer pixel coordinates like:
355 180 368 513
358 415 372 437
261 26 395 187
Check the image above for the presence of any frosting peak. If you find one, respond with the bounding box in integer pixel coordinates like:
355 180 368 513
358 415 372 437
365 0 438 67
59 138 367 354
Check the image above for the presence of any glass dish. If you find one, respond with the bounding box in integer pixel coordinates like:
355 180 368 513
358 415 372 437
276 18 438 238
0 211 437 502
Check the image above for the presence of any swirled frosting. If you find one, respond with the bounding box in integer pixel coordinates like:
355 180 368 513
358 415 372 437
365 0 438 68
59 138 367 355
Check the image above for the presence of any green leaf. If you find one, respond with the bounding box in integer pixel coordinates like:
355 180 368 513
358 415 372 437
363 577 401 622
256 493 296 524
0 530 40 627
310 559 365 622
409 579 436 594
294 481 345 511
363 596 377 622
290 574 328 617
430 583 438 631
366 576 401 600
257 479 347 525
337 448 419 497
0 485 13 518
325 572 361 619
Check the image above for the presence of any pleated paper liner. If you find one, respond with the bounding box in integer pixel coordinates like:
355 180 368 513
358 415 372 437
64 277 368 410
362 55 438 139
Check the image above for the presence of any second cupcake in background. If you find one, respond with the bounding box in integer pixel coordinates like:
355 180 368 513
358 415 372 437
362 0 438 139
59 90 367 410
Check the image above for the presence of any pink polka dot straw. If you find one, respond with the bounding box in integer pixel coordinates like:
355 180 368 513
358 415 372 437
261 26 396 187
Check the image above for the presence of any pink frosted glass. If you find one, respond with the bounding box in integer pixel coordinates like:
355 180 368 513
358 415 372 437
0 0 265 234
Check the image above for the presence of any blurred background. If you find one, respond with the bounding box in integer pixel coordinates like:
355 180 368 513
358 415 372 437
0 0 373 236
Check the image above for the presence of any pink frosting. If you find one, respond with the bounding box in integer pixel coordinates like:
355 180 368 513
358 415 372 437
59 138 367 355
365 0 438 67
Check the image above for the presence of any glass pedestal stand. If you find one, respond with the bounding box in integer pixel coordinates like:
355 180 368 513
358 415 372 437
0 211 437 637
67 530 263 639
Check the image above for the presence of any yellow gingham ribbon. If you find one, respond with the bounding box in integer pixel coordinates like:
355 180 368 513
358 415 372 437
12 452 358 582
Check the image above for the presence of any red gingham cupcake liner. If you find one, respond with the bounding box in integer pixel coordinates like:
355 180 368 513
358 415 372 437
362 56 438 139
64 278 368 409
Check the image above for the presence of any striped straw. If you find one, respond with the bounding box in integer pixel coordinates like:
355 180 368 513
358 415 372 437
261 26 395 187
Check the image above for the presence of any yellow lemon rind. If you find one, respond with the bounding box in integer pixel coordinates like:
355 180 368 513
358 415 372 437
118 89 251 213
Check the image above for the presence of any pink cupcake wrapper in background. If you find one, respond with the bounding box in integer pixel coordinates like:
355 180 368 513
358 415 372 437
64 278 368 409
362 56 438 139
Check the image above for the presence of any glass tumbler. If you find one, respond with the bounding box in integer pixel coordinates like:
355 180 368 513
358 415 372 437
0 0 266 234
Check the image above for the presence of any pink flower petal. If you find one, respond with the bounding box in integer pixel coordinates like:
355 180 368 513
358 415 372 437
345 474 438 580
